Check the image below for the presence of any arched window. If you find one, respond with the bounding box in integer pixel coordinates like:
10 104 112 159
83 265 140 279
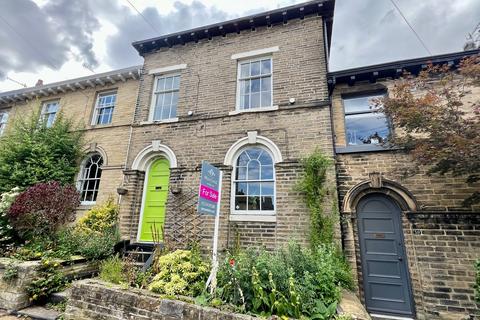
232 147 275 214
78 153 103 203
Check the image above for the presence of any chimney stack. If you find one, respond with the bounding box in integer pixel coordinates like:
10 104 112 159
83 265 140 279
35 79 43 87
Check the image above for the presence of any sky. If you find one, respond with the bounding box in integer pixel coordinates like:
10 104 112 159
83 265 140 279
0 0 479 92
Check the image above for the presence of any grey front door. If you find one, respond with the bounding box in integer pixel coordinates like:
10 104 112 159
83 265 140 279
357 194 414 317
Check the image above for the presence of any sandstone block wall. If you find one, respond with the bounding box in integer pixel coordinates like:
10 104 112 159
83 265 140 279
119 16 337 250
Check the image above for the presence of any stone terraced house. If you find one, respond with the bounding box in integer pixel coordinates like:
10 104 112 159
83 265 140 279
328 49 480 319
0 0 479 319
0 66 141 217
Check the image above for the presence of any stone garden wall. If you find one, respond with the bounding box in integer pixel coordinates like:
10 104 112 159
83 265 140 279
0 257 97 311
65 279 257 320
65 279 371 320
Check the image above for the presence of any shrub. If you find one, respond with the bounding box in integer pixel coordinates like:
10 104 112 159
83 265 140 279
2 262 19 282
99 254 153 289
217 242 353 318
76 198 118 233
0 187 20 252
149 249 210 297
99 255 124 284
0 108 84 193
7 181 80 240
56 226 120 260
26 258 66 303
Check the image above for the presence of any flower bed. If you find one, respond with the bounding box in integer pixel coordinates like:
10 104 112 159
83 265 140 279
0 256 98 311
65 279 370 320
65 279 271 320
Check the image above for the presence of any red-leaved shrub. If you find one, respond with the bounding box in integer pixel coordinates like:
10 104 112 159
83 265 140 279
7 181 80 239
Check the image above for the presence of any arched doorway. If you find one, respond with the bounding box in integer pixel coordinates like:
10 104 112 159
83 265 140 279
137 157 170 242
357 194 414 317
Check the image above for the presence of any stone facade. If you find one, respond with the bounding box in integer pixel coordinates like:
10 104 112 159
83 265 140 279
0 70 140 216
118 15 337 251
330 65 480 319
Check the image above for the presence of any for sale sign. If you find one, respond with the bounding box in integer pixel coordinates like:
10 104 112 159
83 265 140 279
198 161 221 215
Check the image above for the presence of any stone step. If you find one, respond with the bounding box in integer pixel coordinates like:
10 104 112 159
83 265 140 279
16 306 60 320
49 289 70 304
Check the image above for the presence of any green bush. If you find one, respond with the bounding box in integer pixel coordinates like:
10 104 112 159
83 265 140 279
149 249 210 297
0 108 84 193
99 255 124 284
99 254 152 289
76 198 118 233
26 258 66 303
56 226 120 260
217 242 353 318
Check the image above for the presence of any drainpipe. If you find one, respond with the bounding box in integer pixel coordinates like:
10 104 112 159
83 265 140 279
119 67 143 206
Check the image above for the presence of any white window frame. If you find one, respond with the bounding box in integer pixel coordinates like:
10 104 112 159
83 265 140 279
235 56 274 113
230 146 276 218
92 91 117 125
77 153 103 205
0 112 8 136
40 100 59 128
149 73 180 123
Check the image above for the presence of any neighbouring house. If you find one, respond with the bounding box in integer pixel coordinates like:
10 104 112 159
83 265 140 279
117 0 337 250
328 49 480 319
0 66 141 217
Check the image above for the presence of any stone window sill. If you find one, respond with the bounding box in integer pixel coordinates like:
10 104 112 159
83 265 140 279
229 106 278 116
140 117 179 125
229 214 276 222
335 144 399 154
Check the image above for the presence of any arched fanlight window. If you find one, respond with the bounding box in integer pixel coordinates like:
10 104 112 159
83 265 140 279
78 153 103 203
233 147 275 214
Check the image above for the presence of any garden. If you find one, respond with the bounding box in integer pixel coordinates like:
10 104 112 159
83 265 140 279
0 109 119 313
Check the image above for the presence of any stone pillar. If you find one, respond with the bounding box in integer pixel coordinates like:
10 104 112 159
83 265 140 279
118 170 145 242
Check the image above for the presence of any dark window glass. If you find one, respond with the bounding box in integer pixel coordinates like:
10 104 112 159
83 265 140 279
343 94 389 146
233 147 275 213
79 154 103 203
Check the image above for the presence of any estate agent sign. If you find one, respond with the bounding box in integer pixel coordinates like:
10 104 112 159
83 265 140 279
198 161 221 215
198 161 223 292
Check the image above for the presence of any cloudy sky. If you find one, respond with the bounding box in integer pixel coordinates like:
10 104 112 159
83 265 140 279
0 0 479 92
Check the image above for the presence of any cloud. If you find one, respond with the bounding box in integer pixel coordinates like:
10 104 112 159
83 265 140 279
329 0 480 71
102 0 231 69
0 0 103 79
0 0 231 77
1 0 479 79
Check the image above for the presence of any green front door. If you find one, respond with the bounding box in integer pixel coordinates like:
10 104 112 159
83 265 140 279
139 158 170 242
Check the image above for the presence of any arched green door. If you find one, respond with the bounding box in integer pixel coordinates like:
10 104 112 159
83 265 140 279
138 158 170 242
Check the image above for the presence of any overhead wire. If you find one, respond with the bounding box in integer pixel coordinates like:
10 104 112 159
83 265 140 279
389 0 432 56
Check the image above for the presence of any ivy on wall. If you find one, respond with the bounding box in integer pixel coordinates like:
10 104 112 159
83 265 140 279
297 150 336 247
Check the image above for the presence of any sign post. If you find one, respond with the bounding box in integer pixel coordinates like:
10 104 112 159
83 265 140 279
197 161 222 293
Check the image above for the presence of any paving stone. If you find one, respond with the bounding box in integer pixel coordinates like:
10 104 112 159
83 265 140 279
16 307 59 320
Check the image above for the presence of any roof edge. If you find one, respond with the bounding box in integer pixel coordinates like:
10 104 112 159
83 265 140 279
0 65 142 106
132 0 335 55
328 49 480 79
